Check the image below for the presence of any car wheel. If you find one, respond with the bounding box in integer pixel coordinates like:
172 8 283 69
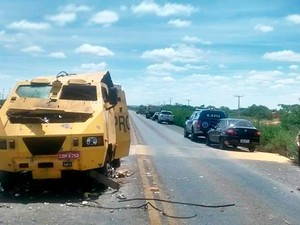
248 146 256 152
191 131 198 142
206 136 211 146
184 128 189 138
219 137 227 150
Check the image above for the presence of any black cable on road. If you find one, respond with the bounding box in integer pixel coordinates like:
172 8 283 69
119 197 235 208
66 197 235 220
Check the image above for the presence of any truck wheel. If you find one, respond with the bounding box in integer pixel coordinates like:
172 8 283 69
0 171 17 191
111 159 121 168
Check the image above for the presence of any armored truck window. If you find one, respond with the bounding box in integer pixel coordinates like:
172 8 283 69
16 85 51 99
60 85 97 101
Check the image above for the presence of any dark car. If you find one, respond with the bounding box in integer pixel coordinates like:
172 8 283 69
151 112 160 121
206 118 260 152
184 109 227 141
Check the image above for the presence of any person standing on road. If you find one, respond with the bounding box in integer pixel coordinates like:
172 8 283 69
295 131 300 164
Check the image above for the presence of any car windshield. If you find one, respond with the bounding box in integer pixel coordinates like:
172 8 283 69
161 111 172 115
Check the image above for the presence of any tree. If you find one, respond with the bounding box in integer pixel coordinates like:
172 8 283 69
242 104 272 121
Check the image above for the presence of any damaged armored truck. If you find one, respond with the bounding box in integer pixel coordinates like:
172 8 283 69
0 71 130 190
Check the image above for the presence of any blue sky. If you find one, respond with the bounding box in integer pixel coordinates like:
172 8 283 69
0 0 300 109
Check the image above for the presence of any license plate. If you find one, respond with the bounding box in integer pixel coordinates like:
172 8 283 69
240 139 250 144
58 151 80 160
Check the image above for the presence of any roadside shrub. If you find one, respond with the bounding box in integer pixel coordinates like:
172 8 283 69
162 105 194 127
256 124 298 160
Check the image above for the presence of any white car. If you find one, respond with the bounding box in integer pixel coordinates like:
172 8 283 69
158 110 174 124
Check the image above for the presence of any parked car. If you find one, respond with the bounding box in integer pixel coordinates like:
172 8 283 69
151 112 160 121
158 110 174 124
184 109 227 141
206 118 260 152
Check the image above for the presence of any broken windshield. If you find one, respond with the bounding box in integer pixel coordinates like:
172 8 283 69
16 85 51 99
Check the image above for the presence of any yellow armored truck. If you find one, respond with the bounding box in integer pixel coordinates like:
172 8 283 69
0 71 130 189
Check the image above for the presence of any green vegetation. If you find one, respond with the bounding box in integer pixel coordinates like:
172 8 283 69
161 103 300 162
0 99 5 105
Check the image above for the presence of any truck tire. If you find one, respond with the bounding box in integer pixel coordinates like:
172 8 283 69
0 171 17 191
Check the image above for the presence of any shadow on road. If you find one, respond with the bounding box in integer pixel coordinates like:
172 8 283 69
0 172 109 204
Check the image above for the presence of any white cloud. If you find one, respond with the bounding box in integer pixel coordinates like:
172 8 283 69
21 45 44 54
182 35 211 45
168 19 191 28
0 73 11 79
49 52 66 59
74 43 114 56
141 44 206 63
8 20 50 30
182 35 200 43
254 24 273 33
131 2 195 17
286 14 300 24
162 76 175 82
147 63 187 74
289 64 299 70
46 12 76 26
62 4 91 12
275 78 294 85
246 70 283 84
263 50 300 62
185 64 209 70
90 10 119 26
75 62 107 72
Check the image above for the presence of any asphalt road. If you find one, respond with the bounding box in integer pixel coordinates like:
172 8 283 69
130 111 300 225
1 111 300 225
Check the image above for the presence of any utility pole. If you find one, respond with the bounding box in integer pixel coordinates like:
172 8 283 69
169 98 172 105
186 99 191 106
235 94 244 118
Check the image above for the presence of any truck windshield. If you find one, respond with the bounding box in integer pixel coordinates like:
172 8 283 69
16 85 51 99
60 85 97 101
